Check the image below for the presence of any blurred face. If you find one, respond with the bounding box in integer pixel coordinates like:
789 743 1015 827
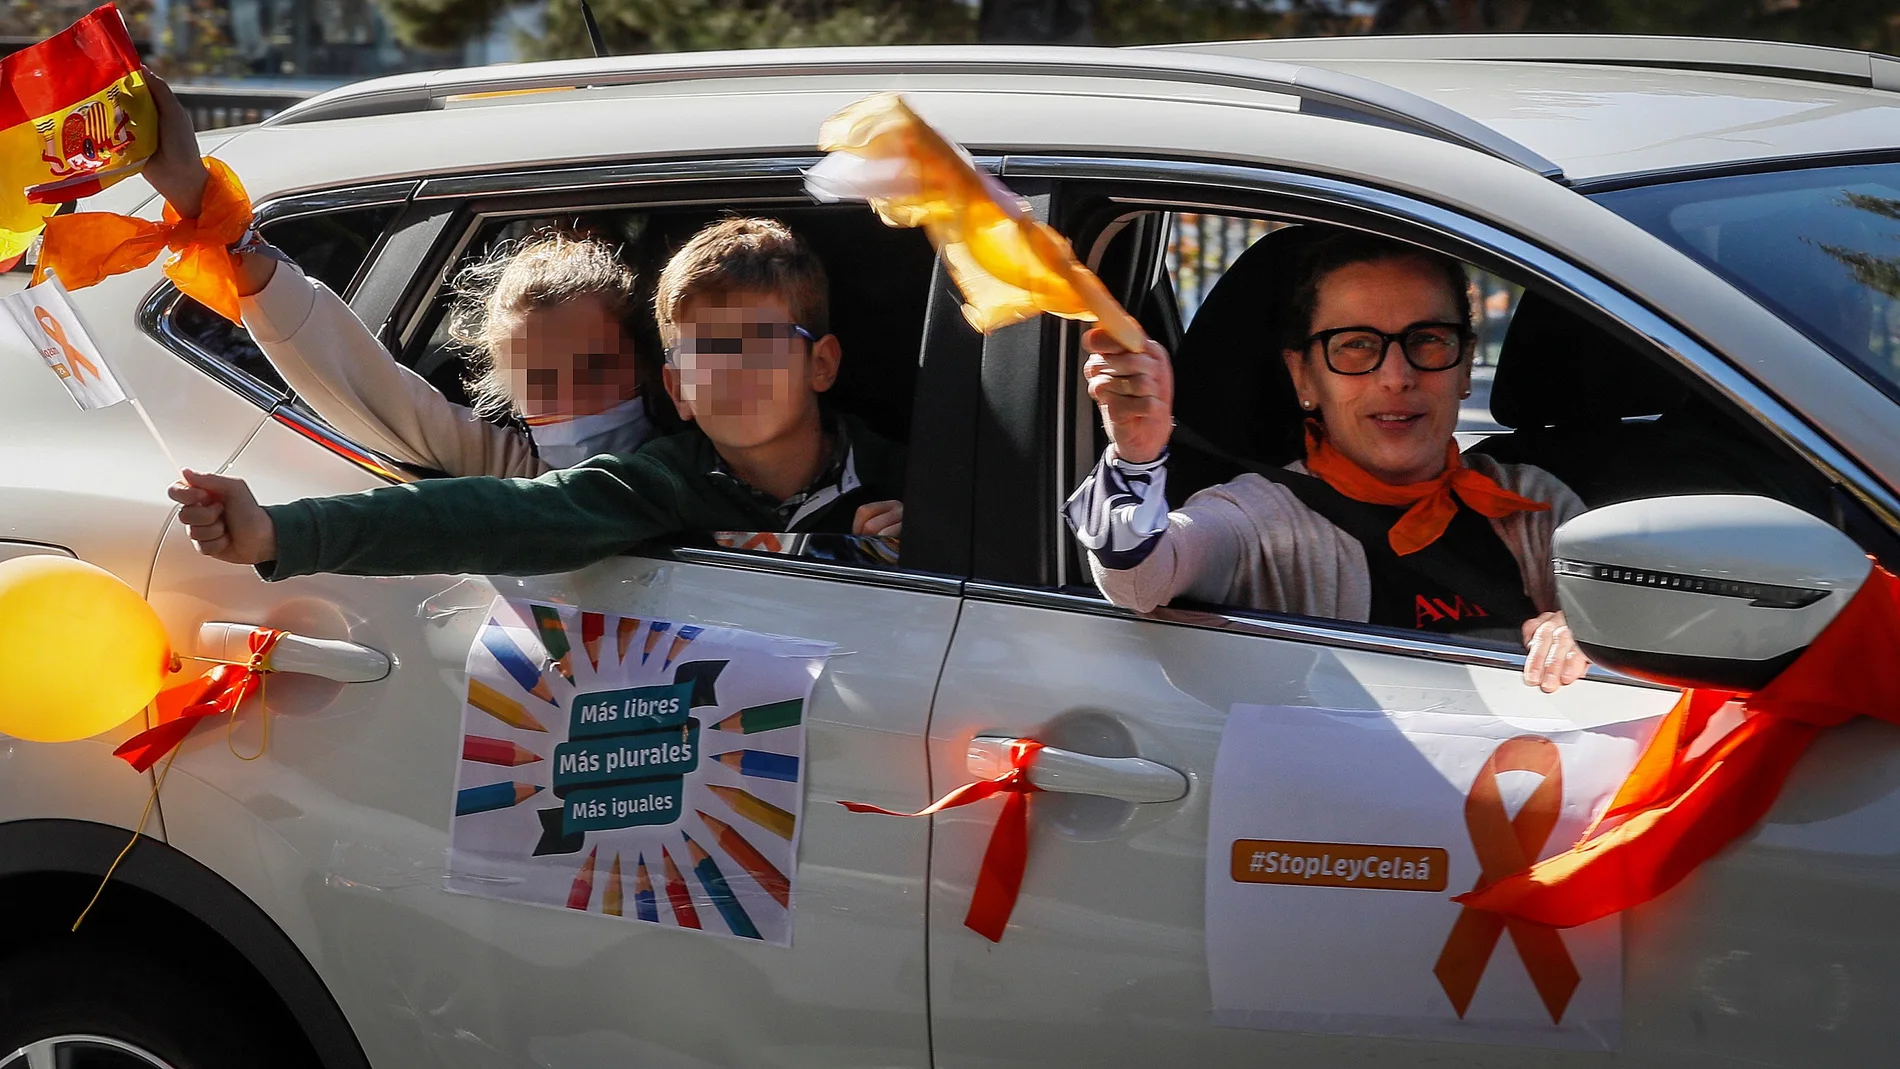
1282 257 1473 485
497 294 641 420
663 290 840 451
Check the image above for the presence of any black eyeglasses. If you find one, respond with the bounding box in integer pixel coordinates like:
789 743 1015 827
1303 323 1470 375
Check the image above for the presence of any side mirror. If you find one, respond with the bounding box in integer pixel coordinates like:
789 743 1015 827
1554 495 1871 691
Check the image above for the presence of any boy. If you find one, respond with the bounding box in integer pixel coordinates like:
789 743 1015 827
172 218 908 578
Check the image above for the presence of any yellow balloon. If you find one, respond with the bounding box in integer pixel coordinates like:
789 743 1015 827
0 555 171 743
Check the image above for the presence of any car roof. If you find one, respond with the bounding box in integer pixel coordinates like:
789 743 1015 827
217 36 1898 202
1159 35 1900 183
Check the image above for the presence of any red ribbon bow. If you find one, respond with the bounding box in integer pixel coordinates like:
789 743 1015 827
113 627 284 772
840 739 1044 942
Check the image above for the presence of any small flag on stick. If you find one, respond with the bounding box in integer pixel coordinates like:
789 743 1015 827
807 93 1146 350
0 273 125 410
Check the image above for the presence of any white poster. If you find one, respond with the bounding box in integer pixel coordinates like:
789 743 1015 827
444 596 833 945
0 274 128 410
1206 705 1659 1051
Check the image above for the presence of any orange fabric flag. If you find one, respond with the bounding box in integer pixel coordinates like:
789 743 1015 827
37 156 253 323
1302 422 1550 555
1458 564 1900 928
808 92 1146 350
0 4 156 269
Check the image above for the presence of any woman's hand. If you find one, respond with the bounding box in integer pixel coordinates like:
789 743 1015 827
139 69 210 220
1082 326 1174 465
1522 611 1590 692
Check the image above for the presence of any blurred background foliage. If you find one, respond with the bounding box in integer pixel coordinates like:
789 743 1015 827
2 0 1895 80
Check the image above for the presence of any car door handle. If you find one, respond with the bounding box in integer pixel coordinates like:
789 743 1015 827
967 735 1188 804
199 622 391 683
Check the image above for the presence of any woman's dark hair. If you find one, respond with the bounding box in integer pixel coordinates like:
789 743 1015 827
1282 230 1472 353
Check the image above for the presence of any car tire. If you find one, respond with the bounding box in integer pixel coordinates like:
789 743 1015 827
0 943 289 1068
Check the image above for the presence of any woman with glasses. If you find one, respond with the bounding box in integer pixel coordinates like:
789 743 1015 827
1066 230 1591 692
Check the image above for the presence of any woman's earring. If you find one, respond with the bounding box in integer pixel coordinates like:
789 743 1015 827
1300 398 1315 410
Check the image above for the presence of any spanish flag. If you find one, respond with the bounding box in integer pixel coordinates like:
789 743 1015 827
0 5 156 270
808 93 1146 350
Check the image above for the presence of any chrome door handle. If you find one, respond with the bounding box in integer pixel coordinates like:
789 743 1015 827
967 735 1187 804
199 622 391 683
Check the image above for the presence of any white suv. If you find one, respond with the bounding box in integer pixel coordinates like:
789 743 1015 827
2 34 1898 1068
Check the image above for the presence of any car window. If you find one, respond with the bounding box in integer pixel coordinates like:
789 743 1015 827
1593 162 1900 404
161 201 401 399
401 200 939 570
1062 199 1837 648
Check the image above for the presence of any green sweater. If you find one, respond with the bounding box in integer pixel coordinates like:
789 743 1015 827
261 414 906 580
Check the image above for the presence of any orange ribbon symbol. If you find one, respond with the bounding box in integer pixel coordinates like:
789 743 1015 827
1433 735 1579 1024
34 305 102 384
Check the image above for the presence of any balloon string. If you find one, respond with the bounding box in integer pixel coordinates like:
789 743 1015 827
73 741 179 932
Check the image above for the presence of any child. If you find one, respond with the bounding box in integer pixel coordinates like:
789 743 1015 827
139 70 659 478
172 218 907 578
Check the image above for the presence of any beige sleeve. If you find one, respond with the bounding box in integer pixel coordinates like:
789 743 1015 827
1089 473 1372 621
240 264 547 480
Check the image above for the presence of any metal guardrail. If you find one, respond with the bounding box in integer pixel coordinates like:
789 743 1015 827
174 84 319 131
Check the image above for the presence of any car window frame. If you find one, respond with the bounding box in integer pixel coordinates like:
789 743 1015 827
965 153 1900 680
215 156 982 588
139 179 417 413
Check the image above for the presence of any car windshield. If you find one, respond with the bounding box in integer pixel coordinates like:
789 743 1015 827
1593 162 1900 401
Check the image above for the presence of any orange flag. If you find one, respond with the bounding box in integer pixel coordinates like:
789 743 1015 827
0 4 156 269
808 93 1146 350
1458 565 1900 928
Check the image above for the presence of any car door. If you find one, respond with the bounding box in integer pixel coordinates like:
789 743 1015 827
923 162 1900 1068
145 163 980 1068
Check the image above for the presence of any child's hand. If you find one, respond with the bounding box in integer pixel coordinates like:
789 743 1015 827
1082 326 1174 465
169 470 278 565
853 500 903 538
140 69 211 220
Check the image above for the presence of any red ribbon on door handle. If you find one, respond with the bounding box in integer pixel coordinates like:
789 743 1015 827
840 738 1044 942
113 627 285 772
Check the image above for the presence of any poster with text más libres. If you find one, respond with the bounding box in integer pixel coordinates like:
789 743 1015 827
444 596 833 946
1206 704 1661 1051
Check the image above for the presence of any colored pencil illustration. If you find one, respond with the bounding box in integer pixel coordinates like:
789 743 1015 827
481 620 558 705
466 679 548 733
713 749 798 783
707 783 795 841
455 781 542 816
634 853 659 922
660 845 702 929
567 845 598 910
698 810 790 908
683 832 761 940
616 617 640 662
663 624 704 669
582 612 605 671
603 853 624 917
642 621 671 664
462 735 543 767
711 698 802 735
531 605 575 683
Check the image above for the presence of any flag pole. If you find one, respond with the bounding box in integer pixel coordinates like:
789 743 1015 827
126 396 179 472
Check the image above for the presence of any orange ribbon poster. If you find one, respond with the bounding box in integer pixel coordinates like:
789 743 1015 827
0 5 156 269
1204 703 1669 1050
1432 736 1579 1024
0 273 128 409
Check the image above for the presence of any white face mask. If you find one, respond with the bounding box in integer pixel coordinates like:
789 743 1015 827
530 395 653 468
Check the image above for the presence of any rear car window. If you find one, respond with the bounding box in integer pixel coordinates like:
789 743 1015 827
1594 162 1900 402
162 202 400 399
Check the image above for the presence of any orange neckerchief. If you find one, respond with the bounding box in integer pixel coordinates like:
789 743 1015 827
1458 564 1900 928
1301 421 1549 556
36 156 252 323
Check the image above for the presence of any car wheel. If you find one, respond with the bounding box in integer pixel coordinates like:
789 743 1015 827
0 944 288 1069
